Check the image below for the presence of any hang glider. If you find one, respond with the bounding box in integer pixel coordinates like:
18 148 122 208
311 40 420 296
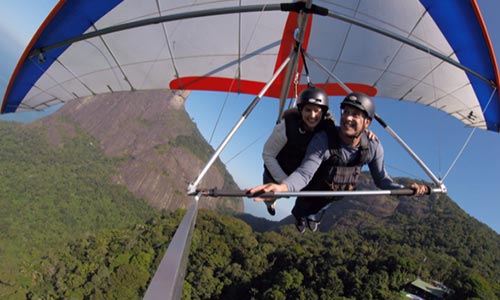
2 1 499 300
2 0 499 131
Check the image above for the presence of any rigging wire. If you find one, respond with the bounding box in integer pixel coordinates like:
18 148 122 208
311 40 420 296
385 163 424 181
138 0 181 90
223 131 267 165
222 16 316 165
442 126 477 181
427 47 443 180
208 3 267 144
441 87 498 181
208 91 231 144
287 46 315 110
288 46 312 110
215 3 314 169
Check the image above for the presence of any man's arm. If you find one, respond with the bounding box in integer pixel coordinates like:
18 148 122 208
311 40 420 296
368 140 429 195
367 140 404 190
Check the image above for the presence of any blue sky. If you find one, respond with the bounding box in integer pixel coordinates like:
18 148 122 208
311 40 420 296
1 1 500 234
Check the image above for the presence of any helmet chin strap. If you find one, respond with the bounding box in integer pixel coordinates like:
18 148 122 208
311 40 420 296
339 130 357 145
341 116 368 143
351 133 362 140
353 129 365 139
298 118 311 134
300 121 316 133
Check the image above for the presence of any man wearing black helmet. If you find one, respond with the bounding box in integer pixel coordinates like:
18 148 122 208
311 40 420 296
261 85 334 216
249 92 429 232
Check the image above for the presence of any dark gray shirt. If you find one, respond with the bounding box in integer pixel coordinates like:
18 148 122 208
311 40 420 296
283 130 404 192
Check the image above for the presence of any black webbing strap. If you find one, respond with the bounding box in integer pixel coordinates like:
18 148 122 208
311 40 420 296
299 47 312 86
280 2 329 16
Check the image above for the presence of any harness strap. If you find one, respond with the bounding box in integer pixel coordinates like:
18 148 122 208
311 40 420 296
280 2 329 16
299 47 312 86
328 129 370 166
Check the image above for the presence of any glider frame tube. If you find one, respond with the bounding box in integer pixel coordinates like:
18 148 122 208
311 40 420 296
187 55 292 194
201 188 441 198
326 8 493 87
374 114 445 190
303 51 353 94
143 194 200 300
29 4 283 59
147 52 292 300
277 0 312 122
30 3 492 86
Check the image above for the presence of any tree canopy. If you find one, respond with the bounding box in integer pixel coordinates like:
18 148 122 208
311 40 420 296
23 208 500 300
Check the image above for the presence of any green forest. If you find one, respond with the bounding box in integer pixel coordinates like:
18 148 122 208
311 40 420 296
24 208 500 300
1 119 500 300
0 121 156 299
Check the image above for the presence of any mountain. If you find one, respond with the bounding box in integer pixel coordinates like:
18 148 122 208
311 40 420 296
0 89 243 299
3 88 499 299
37 89 243 213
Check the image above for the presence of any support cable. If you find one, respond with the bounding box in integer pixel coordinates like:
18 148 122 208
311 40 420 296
223 132 267 165
385 163 424 181
303 51 352 93
208 3 268 144
442 87 498 181
208 92 231 144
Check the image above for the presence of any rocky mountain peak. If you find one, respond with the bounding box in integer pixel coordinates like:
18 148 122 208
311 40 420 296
37 89 243 212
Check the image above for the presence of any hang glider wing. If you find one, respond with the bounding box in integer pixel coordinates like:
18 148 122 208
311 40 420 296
3 0 499 131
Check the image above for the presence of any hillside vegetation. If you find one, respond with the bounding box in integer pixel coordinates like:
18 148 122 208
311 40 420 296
0 90 242 299
24 207 500 300
2 89 499 300
3 120 500 299
0 121 158 299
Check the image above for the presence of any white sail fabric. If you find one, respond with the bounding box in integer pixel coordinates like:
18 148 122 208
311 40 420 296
3 0 499 131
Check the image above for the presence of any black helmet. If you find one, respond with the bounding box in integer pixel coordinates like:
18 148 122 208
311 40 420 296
341 92 375 119
297 86 329 112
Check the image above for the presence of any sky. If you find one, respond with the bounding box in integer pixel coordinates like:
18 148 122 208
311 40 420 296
1 1 500 234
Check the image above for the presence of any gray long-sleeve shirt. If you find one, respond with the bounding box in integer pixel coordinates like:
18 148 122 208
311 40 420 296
283 130 404 192
262 121 289 183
